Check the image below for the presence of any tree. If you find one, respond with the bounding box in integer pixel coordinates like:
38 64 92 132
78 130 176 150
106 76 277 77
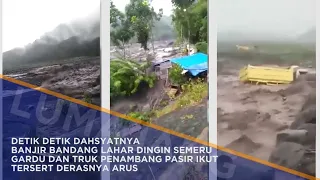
125 0 163 50
110 1 124 28
110 1 135 58
171 0 196 8
110 59 156 100
110 22 134 58
171 0 207 44
110 4 134 58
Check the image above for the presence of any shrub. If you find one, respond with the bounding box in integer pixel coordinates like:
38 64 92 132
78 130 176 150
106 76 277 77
110 59 156 100
155 78 208 117
168 64 187 86
127 111 153 123
83 92 92 104
195 42 208 54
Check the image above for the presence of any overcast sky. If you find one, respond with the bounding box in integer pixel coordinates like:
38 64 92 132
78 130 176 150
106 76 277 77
112 0 173 16
3 0 99 51
217 0 316 36
5 0 313 51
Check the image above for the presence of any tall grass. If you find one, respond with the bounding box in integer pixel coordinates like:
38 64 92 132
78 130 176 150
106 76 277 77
155 79 208 118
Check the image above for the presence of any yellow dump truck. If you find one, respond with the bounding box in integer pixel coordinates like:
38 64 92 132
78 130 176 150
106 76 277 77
239 65 307 85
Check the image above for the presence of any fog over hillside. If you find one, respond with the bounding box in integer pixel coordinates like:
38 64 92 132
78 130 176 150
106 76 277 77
3 8 100 71
39 9 100 43
296 27 316 43
217 0 315 43
217 28 316 43
111 0 176 44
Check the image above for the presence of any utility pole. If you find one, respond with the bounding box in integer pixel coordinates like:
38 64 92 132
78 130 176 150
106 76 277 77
183 8 190 55
180 24 183 51
188 19 190 47
151 23 155 54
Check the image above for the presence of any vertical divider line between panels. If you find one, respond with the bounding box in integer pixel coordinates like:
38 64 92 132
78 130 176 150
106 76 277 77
101 0 110 180
316 0 319 178
208 0 217 179
0 0 3 179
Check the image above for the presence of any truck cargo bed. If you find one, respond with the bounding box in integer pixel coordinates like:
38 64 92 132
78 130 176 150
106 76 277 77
239 65 294 84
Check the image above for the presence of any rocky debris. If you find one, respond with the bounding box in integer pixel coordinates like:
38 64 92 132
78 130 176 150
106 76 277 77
5 58 101 106
296 123 316 148
290 104 316 129
154 101 208 138
85 85 100 98
226 135 262 154
219 110 271 131
275 124 289 131
48 61 100 103
269 142 306 171
275 129 308 146
141 104 152 112
277 73 315 98
158 127 209 180
217 55 316 177
269 89 316 176
111 41 182 65
111 79 168 114
301 91 316 111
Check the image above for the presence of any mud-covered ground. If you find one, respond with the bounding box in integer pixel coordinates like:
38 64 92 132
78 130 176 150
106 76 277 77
217 59 316 175
111 40 182 61
4 57 101 105
111 40 208 138
154 100 208 138
111 79 208 139
110 42 209 179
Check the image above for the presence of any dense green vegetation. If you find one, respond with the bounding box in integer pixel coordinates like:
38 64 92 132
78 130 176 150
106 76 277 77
110 0 162 100
110 2 135 58
111 0 164 51
127 111 153 123
110 0 209 105
111 1 176 47
195 42 208 54
110 59 156 100
171 0 208 44
109 0 209 124
155 79 208 117
168 64 187 85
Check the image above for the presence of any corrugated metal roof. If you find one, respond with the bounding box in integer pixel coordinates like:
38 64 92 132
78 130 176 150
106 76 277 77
170 53 208 76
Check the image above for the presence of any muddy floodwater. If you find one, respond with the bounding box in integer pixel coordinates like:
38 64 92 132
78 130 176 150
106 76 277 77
4 57 101 105
217 58 316 175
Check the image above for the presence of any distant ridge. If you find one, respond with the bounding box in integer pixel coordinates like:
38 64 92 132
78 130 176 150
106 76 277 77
296 27 315 43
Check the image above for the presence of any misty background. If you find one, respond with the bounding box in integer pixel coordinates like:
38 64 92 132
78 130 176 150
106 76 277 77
3 0 100 72
5 0 314 71
113 0 173 16
217 0 316 43
111 0 176 45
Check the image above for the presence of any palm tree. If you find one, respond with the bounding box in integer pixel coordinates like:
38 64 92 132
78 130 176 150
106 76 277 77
110 59 156 99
